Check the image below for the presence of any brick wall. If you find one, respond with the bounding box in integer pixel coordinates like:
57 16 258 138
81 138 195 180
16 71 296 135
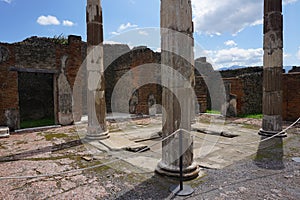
0 44 18 128
0 35 83 129
223 78 244 115
283 72 300 121
104 46 161 115
221 69 300 121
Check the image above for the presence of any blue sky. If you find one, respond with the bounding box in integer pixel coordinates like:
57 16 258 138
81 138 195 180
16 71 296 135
1 0 300 69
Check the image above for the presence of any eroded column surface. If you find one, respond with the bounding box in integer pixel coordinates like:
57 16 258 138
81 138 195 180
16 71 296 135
85 0 108 140
155 0 199 180
259 0 286 137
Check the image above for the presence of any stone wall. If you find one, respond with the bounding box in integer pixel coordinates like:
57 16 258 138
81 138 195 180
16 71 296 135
0 44 19 130
2 35 299 130
220 67 263 78
288 66 300 73
240 72 263 114
220 68 300 121
283 72 300 121
0 35 83 129
104 46 161 115
15 37 56 70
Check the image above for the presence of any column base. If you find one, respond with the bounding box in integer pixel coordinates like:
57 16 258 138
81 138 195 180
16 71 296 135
258 129 287 138
155 160 200 180
85 129 109 141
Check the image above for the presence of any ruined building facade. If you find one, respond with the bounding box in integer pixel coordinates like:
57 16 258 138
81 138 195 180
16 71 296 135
1 36 300 131
0 36 162 130
0 36 83 130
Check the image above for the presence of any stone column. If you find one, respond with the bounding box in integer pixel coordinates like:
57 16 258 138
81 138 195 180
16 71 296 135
259 0 286 137
85 0 109 140
58 55 74 125
156 0 199 180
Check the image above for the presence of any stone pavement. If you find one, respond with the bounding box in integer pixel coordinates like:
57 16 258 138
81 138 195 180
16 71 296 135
0 114 299 199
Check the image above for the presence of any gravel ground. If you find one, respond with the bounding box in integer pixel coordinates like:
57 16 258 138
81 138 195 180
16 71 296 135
109 159 300 200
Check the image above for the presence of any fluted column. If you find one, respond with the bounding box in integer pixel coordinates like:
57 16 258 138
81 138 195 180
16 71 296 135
155 0 199 180
259 0 286 137
85 0 109 140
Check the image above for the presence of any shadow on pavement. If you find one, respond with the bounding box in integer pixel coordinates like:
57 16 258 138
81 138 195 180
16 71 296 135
0 139 82 162
254 137 284 170
114 174 179 200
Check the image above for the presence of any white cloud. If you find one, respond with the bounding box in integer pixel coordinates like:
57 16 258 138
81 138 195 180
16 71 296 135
192 0 263 36
118 22 138 32
1 0 13 3
104 40 123 45
155 48 161 52
111 32 120 36
138 30 149 36
63 20 75 27
111 22 138 35
37 15 60 26
203 47 263 69
284 0 298 5
224 40 237 47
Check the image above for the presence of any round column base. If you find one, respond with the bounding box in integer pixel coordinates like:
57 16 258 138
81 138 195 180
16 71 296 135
155 161 200 180
84 130 109 141
258 129 287 138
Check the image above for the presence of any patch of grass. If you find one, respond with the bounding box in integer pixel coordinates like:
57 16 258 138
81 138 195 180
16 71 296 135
15 140 28 145
25 155 78 161
205 110 221 114
241 124 260 130
20 118 55 129
44 133 68 141
238 113 263 119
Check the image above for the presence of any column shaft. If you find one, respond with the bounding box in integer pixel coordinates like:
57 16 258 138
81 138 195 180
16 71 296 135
156 0 199 180
85 0 108 140
260 0 285 137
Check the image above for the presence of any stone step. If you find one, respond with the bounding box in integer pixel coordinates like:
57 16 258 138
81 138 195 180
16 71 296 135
0 126 9 138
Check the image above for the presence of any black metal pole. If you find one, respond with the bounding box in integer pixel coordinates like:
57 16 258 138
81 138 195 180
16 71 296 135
169 129 194 196
179 130 183 191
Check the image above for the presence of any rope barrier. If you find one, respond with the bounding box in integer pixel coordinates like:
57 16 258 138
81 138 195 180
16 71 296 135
0 117 299 180
192 117 300 146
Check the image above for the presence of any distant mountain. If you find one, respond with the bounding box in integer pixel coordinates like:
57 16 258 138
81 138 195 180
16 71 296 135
219 65 294 73
218 65 246 71
283 66 293 73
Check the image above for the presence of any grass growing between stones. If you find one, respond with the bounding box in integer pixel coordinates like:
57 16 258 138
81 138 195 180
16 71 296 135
241 123 261 130
206 110 221 114
43 133 69 141
238 113 263 119
20 118 55 129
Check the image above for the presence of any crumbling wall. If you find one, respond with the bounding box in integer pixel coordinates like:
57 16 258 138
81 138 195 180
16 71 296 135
283 72 300 121
222 71 263 116
0 44 19 130
15 37 56 70
240 72 263 114
220 68 300 121
288 66 300 73
105 46 161 115
0 35 83 129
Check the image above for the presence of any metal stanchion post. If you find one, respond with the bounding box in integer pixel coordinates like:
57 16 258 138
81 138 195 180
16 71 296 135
169 129 194 196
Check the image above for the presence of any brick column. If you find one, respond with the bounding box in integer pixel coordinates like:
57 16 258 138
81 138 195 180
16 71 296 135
85 0 109 140
155 0 199 180
259 0 286 137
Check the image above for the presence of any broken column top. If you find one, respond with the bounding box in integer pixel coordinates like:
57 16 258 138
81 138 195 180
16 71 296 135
264 0 282 12
161 0 193 33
